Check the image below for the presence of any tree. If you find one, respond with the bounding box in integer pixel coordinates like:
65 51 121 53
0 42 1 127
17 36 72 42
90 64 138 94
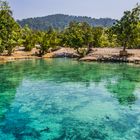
110 4 140 55
0 37 4 53
129 21 140 48
0 0 20 55
81 22 94 53
61 21 94 57
39 29 60 56
21 25 37 51
92 27 103 48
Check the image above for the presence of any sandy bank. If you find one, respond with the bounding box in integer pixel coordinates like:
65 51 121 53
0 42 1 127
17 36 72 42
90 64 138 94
0 48 41 62
1 47 140 64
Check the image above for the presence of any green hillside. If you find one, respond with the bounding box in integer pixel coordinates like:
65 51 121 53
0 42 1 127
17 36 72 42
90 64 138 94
17 14 116 31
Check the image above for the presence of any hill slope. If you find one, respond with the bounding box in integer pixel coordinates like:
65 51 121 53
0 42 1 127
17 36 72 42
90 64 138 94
17 14 116 31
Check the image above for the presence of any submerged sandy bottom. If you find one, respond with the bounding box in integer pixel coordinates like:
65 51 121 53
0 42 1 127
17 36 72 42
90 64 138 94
0 59 140 139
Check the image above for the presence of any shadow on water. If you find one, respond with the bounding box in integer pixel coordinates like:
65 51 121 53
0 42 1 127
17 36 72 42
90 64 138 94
105 64 140 105
0 62 25 120
106 76 137 105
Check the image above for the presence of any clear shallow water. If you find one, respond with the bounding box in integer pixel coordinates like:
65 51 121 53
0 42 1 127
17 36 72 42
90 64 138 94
0 59 140 140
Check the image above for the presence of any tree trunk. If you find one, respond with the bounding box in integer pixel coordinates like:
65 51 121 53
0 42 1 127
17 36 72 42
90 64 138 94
76 48 81 56
87 43 93 54
123 46 126 51
120 46 127 57
39 49 44 57
7 47 13 56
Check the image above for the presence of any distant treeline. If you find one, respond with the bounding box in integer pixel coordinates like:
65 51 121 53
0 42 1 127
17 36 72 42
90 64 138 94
17 14 116 31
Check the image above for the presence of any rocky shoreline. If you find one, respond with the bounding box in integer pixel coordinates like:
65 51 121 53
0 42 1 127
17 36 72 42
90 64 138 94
1 47 140 64
80 48 140 64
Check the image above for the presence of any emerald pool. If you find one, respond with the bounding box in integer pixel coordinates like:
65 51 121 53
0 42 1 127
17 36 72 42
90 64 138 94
0 59 140 140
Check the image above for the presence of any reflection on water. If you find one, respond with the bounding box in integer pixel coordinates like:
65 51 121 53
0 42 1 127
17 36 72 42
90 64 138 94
0 59 140 139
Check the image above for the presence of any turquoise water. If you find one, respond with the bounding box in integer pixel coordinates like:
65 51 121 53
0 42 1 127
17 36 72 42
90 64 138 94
0 59 140 140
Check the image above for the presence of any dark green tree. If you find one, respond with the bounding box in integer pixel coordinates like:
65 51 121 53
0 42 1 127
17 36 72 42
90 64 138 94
39 29 60 56
61 22 94 57
21 25 37 51
92 27 103 48
110 4 140 55
0 0 21 55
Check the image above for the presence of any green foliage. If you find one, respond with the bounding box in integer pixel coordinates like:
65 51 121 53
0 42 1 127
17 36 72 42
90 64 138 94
130 22 140 48
39 29 60 56
110 4 140 50
92 27 103 47
0 37 4 53
21 25 37 51
61 22 112 56
0 0 20 55
61 22 95 56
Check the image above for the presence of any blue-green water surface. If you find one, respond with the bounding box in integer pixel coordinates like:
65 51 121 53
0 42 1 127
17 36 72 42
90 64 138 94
0 59 140 140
